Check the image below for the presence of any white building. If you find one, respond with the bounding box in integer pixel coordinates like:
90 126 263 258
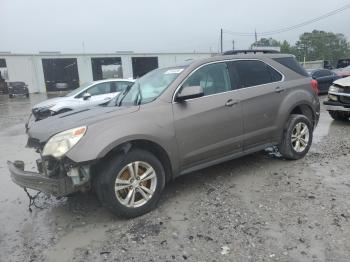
0 52 212 93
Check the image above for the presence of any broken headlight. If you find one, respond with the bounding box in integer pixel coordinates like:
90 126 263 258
329 85 342 94
43 126 87 158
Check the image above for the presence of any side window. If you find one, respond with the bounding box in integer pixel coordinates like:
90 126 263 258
114 81 133 92
319 70 332 77
86 82 111 96
232 60 282 88
268 65 283 82
182 63 231 96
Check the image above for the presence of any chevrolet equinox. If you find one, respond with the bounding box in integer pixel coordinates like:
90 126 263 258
8 53 320 218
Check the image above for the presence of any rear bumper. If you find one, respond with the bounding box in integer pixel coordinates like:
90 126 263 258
323 101 350 112
8 161 74 197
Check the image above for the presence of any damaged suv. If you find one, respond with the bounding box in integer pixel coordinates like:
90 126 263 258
8 53 320 218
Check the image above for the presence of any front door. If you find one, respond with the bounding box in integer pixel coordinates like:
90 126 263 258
76 81 118 106
173 62 243 170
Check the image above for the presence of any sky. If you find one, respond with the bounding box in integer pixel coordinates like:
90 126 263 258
1 0 350 54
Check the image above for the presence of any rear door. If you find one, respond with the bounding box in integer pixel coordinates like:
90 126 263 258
227 60 284 150
173 62 243 170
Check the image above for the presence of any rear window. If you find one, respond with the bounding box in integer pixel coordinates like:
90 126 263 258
273 57 309 77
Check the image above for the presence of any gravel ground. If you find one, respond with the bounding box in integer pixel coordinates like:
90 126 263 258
0 94 349 262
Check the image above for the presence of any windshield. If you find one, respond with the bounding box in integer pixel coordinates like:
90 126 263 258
114 67 184 107
65 81 93 97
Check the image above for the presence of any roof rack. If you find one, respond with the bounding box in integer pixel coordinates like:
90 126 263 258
223 49 280 55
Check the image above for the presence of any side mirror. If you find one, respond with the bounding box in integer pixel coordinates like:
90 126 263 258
83 92 91 100
176 85 204 102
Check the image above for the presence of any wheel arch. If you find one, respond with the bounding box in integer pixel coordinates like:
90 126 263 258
96 139 174 183
288 103 316 128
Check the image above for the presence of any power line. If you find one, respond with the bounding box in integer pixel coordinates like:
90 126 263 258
223 3 350 37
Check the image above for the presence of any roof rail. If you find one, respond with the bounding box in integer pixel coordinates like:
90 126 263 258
223 49 280 55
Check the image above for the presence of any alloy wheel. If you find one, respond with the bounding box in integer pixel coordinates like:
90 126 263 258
114 161 157 208
291 122 309 153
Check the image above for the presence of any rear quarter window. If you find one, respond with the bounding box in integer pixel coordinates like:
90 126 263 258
272 57 309 77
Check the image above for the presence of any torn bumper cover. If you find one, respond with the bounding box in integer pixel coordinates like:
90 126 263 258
8 161 74 197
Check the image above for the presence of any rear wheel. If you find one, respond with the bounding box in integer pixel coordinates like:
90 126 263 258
329 111 349 121
278 114 313 160
95 149 165 218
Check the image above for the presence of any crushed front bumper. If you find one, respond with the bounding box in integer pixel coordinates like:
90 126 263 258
8 161 74 197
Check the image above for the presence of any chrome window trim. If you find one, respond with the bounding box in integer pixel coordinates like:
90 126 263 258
172 58 285 103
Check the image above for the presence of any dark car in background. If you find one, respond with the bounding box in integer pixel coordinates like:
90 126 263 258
8 82 29 98
337 58 350 69
308 69 340 94
0 81 8 94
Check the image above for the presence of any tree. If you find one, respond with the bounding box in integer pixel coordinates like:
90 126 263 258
251 37 280 48
280 40 294 54
294 30 350 62
249 30 350 63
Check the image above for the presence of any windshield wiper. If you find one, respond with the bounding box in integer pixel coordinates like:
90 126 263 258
117 84 133 107
135 82 142 105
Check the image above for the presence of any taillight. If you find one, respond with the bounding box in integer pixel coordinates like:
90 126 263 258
311 79 319 95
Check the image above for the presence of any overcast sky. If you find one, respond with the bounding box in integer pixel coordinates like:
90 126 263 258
1 0 350 54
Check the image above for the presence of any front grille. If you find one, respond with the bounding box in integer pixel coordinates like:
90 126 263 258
339 96 350 104
343 88 350 94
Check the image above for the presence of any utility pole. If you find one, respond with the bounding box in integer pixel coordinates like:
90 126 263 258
220 28 223 53
232 40 235 51
254 29 258 43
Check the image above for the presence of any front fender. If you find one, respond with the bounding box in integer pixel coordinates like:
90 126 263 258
65 103 178 170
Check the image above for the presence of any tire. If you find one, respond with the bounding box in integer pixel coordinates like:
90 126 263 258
329 111 349 121
26 94 29 98
95 149 165 218
278 114 313 160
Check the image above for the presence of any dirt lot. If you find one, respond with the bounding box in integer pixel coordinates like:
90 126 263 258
0 94 349 262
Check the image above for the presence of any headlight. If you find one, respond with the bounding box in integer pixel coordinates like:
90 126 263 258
329 85 340 93
43 126 87 158
328 94 338 101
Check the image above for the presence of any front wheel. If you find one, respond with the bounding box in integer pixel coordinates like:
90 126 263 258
329 111 349 121
95 149 165 218
278 114 313 160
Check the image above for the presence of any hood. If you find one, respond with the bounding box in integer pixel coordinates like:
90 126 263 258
28 105 139 143
33 97 67 109
333 76 350 87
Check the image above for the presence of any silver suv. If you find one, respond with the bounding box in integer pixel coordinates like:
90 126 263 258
8 53 320 218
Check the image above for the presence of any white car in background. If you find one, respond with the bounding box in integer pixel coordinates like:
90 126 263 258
31 79 134 120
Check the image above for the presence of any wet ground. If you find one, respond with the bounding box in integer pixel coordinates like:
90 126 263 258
0 94 349 262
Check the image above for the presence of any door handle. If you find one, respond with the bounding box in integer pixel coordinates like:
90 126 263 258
275 86 284 93
225 99 238 107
